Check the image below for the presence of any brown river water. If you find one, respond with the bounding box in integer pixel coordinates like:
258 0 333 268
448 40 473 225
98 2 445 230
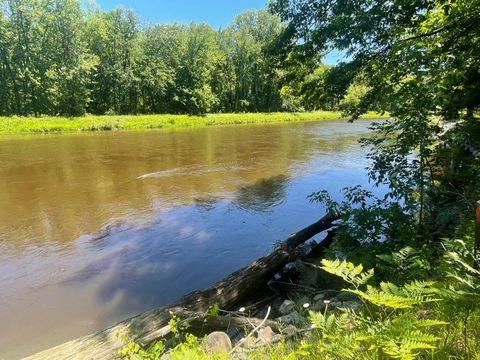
0 120 380 359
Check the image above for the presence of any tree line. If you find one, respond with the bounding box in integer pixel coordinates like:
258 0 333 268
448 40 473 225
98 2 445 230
0 0 283 116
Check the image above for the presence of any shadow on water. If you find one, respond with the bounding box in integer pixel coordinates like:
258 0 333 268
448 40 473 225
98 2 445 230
233 174 290 213
193 195 221 211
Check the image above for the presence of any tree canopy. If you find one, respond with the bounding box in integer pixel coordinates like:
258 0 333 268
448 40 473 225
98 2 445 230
271 0 480 118
272 0 480 237
0 2 290 116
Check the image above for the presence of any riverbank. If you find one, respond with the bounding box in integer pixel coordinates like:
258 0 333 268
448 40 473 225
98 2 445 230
0 111 387 135
24 214 338 360
0 120 372 359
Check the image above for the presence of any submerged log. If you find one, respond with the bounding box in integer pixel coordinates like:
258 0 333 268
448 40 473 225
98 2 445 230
26 213 338 360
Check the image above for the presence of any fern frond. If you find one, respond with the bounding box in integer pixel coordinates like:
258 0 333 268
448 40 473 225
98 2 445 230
399 330 439 343
446 251 480 276
321 259 374 287
349 279 441 309
401 280 441 303
383 340 434 360
414 319 448 327
349 285 417 309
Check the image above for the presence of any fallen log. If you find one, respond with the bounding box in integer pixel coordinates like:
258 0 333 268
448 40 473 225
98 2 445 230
26 213 338 360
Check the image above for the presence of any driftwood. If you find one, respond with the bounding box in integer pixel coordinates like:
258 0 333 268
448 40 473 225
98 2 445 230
26 213 338 360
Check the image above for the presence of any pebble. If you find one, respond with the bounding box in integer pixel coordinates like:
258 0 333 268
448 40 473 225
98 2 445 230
279 310 303 325
257 326 275 344
278 299 295 315
282 324 298 337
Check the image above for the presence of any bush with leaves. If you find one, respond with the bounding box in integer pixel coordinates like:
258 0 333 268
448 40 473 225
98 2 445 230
308 186 417 268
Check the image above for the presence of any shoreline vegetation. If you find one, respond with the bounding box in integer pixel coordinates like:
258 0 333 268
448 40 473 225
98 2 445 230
0 111 387 135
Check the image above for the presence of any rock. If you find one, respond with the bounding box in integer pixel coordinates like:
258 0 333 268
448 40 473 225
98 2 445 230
311 297 330 311
282 325 298 337
311 301 326 312
205 331 232 353
335 291 359 302
240 335 257 348
269 297 285 318
279 299 295 315
313 293 327 302
226 327 241 342
311 297 348 311
257 326 275 344
298 263 324 287
236 353 248 360
328 300 342 309
279 310 303 325
339 300 362 310
254 305 268 318
297 295 311 308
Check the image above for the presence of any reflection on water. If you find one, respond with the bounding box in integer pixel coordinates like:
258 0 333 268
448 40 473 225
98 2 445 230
0 120 380 359
234 175 289 212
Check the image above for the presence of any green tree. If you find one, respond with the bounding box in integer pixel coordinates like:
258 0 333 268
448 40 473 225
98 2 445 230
174 23 221 114
42 0 97 115
0 3 296 116
137 24 179 113
222 10 284 112
2 0 45 115
272 0 480 236
1 0 97 116
0 5 13 115
85 7 141 114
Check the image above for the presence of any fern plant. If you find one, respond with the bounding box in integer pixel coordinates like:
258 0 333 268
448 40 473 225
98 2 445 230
437 238 480 357
307 259 447 359
376 246 432 283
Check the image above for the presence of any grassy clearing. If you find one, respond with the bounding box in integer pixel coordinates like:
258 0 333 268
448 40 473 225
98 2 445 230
0 111 387 135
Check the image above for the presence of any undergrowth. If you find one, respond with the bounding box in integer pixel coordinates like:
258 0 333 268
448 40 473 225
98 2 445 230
117 236 480 359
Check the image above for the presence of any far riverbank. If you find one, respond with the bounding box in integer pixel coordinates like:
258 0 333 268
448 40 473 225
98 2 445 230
0 111 387 135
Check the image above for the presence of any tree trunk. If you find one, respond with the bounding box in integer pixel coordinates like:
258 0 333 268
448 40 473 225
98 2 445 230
25 213 338 360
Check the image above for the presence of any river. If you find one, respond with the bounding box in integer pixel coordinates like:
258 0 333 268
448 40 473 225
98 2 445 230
0 120 378 359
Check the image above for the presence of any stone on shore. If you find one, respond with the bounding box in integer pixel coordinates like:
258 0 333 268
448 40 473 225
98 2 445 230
206 331 232 353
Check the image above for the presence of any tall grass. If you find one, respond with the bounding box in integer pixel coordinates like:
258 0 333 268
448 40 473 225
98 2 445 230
0 111 387 135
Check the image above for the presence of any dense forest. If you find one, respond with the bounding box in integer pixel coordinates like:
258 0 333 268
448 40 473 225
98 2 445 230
0 0 357 116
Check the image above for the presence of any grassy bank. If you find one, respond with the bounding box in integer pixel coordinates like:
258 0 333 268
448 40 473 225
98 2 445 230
0 111 387 135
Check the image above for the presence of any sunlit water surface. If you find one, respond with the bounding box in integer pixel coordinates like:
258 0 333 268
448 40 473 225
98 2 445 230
0 120 380 358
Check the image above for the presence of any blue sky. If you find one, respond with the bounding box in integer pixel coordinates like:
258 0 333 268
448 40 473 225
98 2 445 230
92 0 342 65
94 0 267 29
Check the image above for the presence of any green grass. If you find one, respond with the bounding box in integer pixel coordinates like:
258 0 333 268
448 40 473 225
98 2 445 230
0 111 388 135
